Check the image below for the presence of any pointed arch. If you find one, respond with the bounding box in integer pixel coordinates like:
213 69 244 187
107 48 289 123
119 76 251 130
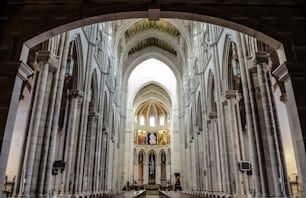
89 69 99 112
67 33 85 91
137 149 146 185
221 34 233 91
207 70 216 113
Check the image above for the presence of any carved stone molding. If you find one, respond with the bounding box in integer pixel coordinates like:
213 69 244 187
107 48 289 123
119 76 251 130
88 111 99 119
272 62 289 82
223 90 237 100
208 111 217 119
247 52 270 72
68 89 84 98
36 51 59 72
255 52 270 65
17 61 34 81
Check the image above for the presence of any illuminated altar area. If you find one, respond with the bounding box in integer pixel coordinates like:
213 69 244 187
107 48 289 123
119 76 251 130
133 100 171 187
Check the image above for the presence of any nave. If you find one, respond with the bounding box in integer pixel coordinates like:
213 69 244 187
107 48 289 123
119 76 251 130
1 9 302 198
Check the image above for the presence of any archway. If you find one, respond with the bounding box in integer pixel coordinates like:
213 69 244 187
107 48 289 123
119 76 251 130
0 3 304 197
137 150 145 186
148 151 156 185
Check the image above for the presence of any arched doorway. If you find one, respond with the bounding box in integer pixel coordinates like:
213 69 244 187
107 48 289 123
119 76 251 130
160 150 167 188
137 150 145 186
148 151 156 185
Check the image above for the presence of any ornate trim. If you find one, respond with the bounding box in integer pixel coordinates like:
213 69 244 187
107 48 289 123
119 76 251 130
37 51 59 72
17 61 34 81
68 89 84 98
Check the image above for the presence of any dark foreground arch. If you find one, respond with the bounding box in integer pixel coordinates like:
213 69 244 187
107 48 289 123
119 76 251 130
0 1 306 194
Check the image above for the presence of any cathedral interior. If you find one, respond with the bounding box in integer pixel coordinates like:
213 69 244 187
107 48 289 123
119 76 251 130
1 1 306 198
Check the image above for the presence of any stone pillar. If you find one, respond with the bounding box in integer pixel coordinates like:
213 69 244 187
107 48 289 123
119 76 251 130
1 62 34 196
101 128 109 192
257 53 282 196
43 32 70 196
166 155 171 188
156 156 161 185
206 119 213 193
194 130 201 191
88 111 99 192
62 90 84 194
106 140 114 191
237 32 262 196
219 100 231 195
23 51 58 196
213 118 222 193
190 139 197 191
247 52 288 197
211 40 225 195
93 116 102 193
196 127 204 191
35 51 61 196
144 160 148 185
224 90 244 195
273 63 306 197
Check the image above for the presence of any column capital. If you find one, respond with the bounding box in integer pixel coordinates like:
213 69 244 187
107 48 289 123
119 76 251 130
88 111 99 119
247 52 270 71
222 90 237 99
208 112 217 119
255 52 270 65
195 126 202 134
68 89 84 98
36 51 59 72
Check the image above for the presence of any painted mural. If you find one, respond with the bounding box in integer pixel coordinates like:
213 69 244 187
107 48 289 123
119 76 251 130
134 130 170 146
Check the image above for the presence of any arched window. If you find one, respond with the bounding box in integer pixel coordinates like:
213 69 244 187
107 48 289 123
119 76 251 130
160 116 165 126
228 42 247 129
149 116 155 127
140 115 145 126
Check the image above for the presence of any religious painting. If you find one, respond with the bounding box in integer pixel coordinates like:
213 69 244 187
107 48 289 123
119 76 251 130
147 132 157 145
137 130 147 145
158 130 170 145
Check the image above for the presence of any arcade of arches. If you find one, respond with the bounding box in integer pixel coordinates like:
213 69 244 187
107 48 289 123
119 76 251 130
1 3 306 198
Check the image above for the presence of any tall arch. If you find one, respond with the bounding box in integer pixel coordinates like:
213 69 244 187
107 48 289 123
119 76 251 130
137 149 145 185
148 150 157 184
159 150 167 187
207 70 216 113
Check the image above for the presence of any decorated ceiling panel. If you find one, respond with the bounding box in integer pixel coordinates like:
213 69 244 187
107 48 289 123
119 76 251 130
128 37 177 56
125 19 180 38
